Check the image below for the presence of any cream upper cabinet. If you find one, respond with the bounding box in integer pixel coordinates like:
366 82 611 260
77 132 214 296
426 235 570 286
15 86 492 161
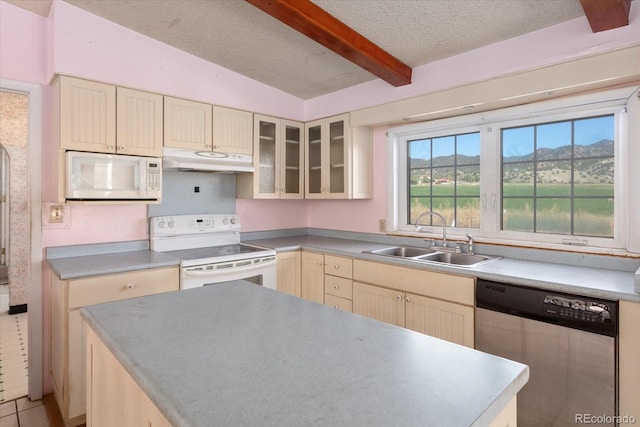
212 106 253 155
237 115 304 199
50 267 179 427
56 76 117 154
55 76 162 156
277 251 301 297
116 87 163 157
163 96 213 151
305 113 372 199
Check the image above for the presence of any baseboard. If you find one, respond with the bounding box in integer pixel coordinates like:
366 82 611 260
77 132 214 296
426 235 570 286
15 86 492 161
9 303 27 314
43 393 75 427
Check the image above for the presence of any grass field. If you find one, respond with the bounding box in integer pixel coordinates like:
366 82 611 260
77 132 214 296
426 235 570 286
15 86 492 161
410 183 614 237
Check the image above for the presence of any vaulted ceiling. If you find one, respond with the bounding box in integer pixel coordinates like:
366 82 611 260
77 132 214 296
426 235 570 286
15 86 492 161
5 0 632 99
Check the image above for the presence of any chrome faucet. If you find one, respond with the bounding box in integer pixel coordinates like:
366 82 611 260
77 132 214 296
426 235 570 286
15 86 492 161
414 211 447 247
466 233 474 255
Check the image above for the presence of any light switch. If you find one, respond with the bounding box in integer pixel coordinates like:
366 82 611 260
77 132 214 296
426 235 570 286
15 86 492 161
43 203 71 229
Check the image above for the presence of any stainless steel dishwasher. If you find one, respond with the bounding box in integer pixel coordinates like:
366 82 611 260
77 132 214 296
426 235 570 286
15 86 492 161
476 279 617 427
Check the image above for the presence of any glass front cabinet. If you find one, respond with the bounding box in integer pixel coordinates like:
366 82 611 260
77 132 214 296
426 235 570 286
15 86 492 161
305 113 372 199
237 115 304 199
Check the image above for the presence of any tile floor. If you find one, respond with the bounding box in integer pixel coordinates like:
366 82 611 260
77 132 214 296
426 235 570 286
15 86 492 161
0 306 29 403
0 397 51 427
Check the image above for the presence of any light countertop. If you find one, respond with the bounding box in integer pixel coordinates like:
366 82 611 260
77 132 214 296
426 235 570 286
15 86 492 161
46 234 640 302
81 281 529 427
245 235 640 302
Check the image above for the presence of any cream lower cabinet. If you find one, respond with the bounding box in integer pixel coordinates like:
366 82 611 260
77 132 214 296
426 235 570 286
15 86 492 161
86 326 171 427
277 251 301 297
619 300 640 420
50 267 179 426
323 255 353 312
352 260 475 348
301 251 325 304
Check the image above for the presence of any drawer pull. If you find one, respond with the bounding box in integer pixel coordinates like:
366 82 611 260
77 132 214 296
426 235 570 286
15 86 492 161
396 294 402 300
125 283 135 290
334 264 339 269
333 305 339 309
333 284 339 290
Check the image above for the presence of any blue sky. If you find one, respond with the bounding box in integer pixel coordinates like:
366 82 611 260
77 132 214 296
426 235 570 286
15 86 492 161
410 115 614 161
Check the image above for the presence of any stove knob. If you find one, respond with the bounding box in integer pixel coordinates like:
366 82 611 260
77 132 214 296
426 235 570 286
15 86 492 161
157 220 166 228
223 218 229 225
230 217 237 225
167 220 175 228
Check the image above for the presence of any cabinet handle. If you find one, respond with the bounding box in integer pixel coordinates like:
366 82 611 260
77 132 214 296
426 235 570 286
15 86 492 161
125 283 134 290
317 261 323 266
396 295 402 300
334 264 339 270
108 145 115 150
333 284 339 290
405 296 411 303
333 305 339 309
118 146 125 151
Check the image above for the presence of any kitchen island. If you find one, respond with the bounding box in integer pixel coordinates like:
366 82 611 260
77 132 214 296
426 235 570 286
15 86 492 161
81 281 528 427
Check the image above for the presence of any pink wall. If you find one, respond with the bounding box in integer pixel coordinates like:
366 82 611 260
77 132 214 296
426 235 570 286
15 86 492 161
0 2 47 84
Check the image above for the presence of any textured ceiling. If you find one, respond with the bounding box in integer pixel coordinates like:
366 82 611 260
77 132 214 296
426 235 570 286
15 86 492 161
6 0 588 99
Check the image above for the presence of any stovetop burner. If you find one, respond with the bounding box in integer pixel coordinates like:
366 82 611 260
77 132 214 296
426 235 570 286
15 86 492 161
149 214 275 265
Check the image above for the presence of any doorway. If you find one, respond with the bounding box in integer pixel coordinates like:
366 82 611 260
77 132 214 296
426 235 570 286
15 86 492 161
0 80 43 403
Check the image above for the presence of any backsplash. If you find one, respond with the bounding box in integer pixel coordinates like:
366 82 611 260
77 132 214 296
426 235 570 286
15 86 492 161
148 170 236 217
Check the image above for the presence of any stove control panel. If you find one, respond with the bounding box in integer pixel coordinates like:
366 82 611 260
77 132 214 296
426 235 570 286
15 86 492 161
150 214 240 237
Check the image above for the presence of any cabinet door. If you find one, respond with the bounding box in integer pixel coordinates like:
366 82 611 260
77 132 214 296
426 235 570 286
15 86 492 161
58 76 116 153
281 120 304 199
164 96 212 151
68 309 86 419
305 119 323 198
212 106 253 154
255 115 280 198
326 114 349 199
116 87 163 157
405 293 474 347
301 251 325 304
353 282 405 327
277 251 301 297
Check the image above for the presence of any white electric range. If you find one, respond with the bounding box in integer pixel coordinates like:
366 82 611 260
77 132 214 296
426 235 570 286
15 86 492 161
150 214 277 290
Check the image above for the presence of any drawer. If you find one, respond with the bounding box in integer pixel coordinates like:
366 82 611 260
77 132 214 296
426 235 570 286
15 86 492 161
324 294 353 313
324 275 353 300
68 267 179 308
324 255 352 279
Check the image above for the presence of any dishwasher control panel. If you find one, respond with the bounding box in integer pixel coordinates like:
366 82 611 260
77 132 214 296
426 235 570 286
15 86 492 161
476 279 617 337
543 295 612 323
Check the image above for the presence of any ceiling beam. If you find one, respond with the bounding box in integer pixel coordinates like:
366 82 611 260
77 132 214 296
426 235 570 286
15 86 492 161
579 0 631 32
245 0 412 87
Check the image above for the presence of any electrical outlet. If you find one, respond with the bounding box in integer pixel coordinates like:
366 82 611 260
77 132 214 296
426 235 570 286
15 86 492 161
378 219 386 232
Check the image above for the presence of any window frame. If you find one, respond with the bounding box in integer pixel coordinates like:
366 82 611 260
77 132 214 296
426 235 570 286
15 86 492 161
387 88 631 252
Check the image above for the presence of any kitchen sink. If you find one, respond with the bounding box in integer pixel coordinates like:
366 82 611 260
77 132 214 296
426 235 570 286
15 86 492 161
363 246 499 268
416 252 495 266
364 246 436 258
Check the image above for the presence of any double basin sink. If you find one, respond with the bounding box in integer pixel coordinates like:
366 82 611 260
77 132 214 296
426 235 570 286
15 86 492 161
362 246 498 268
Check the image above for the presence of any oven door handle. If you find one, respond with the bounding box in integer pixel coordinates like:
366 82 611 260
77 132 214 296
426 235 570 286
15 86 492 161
182 257 276 277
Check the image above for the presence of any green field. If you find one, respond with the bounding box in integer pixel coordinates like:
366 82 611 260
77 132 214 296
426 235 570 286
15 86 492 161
410 184 614 237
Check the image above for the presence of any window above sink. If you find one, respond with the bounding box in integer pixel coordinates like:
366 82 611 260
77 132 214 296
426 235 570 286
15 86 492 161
386 86 638 254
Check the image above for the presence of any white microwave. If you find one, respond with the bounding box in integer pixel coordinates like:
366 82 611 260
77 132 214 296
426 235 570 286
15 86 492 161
66 151 162 201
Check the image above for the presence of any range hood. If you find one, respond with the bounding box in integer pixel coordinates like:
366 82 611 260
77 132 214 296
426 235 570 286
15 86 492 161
162 147 254 172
